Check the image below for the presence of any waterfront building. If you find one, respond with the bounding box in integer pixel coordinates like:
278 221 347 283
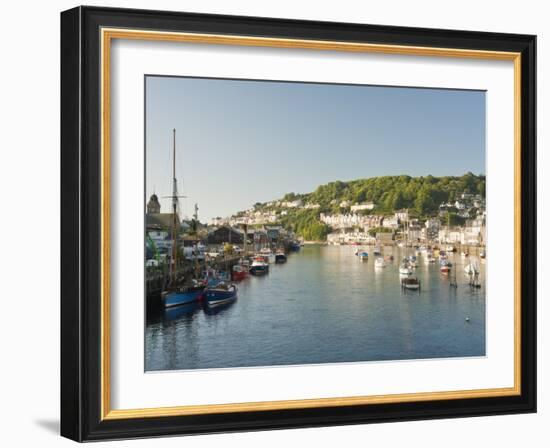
424 218 440 241
146 193 161 214
394 209 409 222
405 225 422 243
438 228 463 244
327 231 376 245
281 199 302 208
382 216 399 229
206 225 244 245
320 213 383 229
264 225 284 242
351 202 375 212
145 193 181 232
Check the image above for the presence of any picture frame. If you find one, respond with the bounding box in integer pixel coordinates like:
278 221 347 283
60 5 536 442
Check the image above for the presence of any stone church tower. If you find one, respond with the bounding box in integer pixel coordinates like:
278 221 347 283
147 193 161 214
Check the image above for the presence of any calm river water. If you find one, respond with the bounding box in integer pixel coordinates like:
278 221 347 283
145 245 485 371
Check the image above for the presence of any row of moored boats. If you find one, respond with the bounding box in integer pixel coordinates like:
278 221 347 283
162 247 292 309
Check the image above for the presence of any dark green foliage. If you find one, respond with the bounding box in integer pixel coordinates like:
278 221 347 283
306 173 485 216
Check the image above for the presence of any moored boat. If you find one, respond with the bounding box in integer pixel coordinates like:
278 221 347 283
259 247 275 263
440 258 452 274
204 282 238 307
399 262 412 276
464 263 479 275
249 256 269 275
275 250 287 264
232 264 249 281
358 251 369 261
162 281 206 308
374 257 386 268
401 277 421 290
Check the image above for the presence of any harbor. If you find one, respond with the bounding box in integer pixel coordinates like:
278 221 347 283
146 244 485 371
144 128 487 372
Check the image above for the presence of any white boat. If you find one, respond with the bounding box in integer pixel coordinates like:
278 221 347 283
464 263 479 275
399 265 412 276
259 248 275 264
374 257 386 268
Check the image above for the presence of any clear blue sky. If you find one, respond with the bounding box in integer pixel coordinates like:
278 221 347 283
145 76 485 222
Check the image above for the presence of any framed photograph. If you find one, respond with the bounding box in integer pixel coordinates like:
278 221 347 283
61 6 536 441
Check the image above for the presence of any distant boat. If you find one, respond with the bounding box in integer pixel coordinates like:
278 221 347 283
162 281 206 308
275 250 287 264
399 263 412 276
358 251 369 261
480 250 486 259
464 263 479 275
401 277 421 290
440 259 451 274
249 257 269 275
373 247 382 256
204 282 238 308
374 257 386 268
290 241 301 251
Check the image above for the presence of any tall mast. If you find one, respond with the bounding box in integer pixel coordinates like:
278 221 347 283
170 129 177 282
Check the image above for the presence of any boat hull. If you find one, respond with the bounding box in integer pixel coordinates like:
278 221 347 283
275 254 287 263
231 269 248 281
163 286 205 308
204 287 237 307
250 265 269 275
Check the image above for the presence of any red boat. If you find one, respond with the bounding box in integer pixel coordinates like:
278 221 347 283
232 263 249 281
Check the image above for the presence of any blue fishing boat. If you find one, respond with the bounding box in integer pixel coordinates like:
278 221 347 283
290 241 301 252
162 282 206 308
204 283 238 308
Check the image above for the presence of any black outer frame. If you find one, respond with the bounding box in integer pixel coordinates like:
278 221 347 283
60 6 536 442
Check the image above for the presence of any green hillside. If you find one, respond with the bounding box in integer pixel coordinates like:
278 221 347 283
250 173 485 241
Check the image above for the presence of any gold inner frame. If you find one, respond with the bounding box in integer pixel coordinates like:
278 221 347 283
100 28 522 420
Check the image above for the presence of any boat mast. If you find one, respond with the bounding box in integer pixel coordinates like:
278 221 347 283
170 129 178 283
